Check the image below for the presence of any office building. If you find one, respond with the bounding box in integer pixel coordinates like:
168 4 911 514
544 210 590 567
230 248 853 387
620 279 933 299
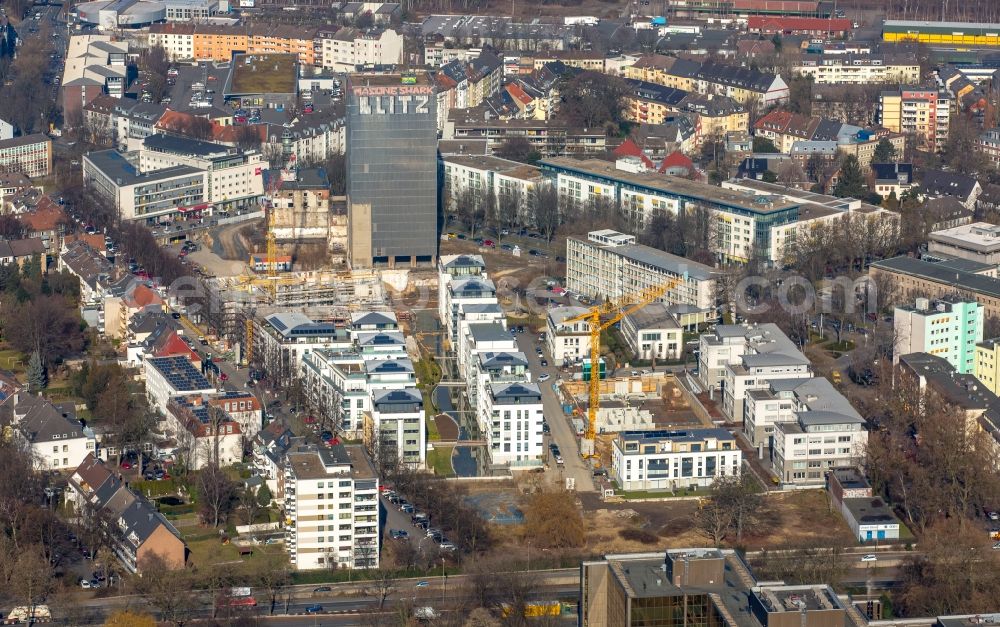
749 584 848 627
611 429 741 491
283 443 379 570
567 230 718 314
346 73 437 269
581 549 743 627
927 222 1000 266
893 297 984 374
0 134 53 178
879 86 950 152
61 36 131 123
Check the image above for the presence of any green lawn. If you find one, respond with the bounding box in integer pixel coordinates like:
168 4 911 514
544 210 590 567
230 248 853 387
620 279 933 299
0 348 26 374
616 487 709 500
426 408 441 442
427 445 454 477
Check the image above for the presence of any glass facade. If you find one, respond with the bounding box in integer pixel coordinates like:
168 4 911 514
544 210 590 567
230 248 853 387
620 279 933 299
631 592 725 627
346 77 438 268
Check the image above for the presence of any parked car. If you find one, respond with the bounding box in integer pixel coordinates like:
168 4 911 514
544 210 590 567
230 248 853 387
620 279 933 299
860 554 877 562
538 373 551 382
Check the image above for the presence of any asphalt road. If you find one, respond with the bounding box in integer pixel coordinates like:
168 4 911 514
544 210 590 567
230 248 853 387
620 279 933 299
514 332 597 493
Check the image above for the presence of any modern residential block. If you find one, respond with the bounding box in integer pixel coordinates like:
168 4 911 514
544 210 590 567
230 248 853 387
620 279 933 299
893 297 983 374
611 428 741 491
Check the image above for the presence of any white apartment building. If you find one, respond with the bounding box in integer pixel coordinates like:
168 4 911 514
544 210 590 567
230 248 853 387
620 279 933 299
165 397 244 470
772 412 867 486
479 381 544 466
547 306 592 365
254 313 351 388
444 276 498 349
620 303 684 361
697 324 813 422
744 377 857 456
792 55 920 85
438 254 489 345
611 428 742 491
139 134 265 212
424 44 479 68
459 322 516 382
441 155 544 215
893 296 983 374
365 388 426 469
6 393 97 472
284 444 379 571
472 351 530 410
566 230 718 314
300 351 416 435
318 28 404 71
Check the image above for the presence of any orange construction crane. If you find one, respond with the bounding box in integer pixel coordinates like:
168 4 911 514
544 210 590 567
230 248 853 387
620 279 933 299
563 278 682 457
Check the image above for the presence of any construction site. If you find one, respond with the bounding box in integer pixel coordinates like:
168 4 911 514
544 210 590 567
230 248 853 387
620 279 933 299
557 373 713 468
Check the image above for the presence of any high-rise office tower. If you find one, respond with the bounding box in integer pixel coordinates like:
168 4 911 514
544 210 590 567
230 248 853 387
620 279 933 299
346 73 438 269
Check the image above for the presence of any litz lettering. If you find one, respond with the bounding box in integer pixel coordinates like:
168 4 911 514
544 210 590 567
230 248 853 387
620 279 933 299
358 95 429 115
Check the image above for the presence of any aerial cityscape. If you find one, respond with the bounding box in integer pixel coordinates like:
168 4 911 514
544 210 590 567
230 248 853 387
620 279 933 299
3 0 1000 624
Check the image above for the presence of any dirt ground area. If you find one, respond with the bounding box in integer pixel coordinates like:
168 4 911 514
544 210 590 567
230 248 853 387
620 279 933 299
434 413 459 440
576 489 854 555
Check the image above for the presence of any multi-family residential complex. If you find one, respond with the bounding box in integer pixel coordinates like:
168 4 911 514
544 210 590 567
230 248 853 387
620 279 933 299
546 307 592 365
83 149 207 223
622 79 749 138
697 323 813 422
620 303 685 361
624 55 789 107
68 454 187 574
792 55 920 84
975 338 1000 396
5 393 97 471
139 134 265 212
976 128 1000 168
893 297 984 374
566 230 718 315
0 134 53 178
870 256 1000 319
252 312 350 387
283 443 379 571
440 155 543 211
148 23 322 65
611 428 742 491
745 377 840 454
772 410 867 486
315 27 404 71
480 381 544 466
364 388 426 468
541 157 801 263
878 86 951 152
437 255 496 348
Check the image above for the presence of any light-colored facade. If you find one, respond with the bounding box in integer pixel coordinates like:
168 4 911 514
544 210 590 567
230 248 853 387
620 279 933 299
364 388 426 469
697 324 813 421
318 28 403 71
0 134 54 178
144 355 218 418
283 444 379 571
611 428 742 491
928 222 1000 266
479 381 544 466
440 154 543 215
253 312 351 388
792 55 920 85
547 306 592 365
879 87 950 153
894 297 983 374
744 377 858 457
620 303 683 361
772 412 867 486
975 338 1000 395
139 134 265 212
7 393 97 471
566 230 718 313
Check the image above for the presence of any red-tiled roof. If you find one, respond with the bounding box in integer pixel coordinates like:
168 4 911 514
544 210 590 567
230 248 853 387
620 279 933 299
154 332 202 365
659 151 695 174
506 82 533 106
127 283 163 308
613 138 655 168
20 196 66 232
63 233 107 252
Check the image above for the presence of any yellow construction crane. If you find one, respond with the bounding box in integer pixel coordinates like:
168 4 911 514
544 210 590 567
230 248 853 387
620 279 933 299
563 278 682 458
243 163 286 366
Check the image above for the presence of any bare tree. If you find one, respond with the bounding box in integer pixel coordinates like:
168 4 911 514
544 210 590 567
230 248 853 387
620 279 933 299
197 463 236 528
531 183 560 242
136 554 200 626
364 569 397 610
